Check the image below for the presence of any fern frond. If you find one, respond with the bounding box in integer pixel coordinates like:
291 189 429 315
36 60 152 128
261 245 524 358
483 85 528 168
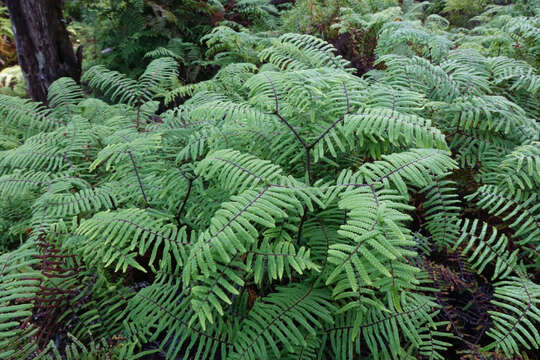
188 255 249 330
0 95 63 132
498 142 540 194
376 21 452 63
70 208 189 273
1 142 76 173
358 293 441 359
47 77 84 118
202 25 267 65
344 107 448 150
467 185 539 254
363 85 427 115
83 57 177 106
326 186 417 291
165 62 257 103
145 46 184 61
82 65 141 106
447 130 516 171
138 57 178 101
0 245 42 359
230 283 334 360
260 33 352 72
443 95 528 134
454 219 520 280
247 239 320 285
0 170 69 196
483 277 540 357
183 184 304 281
89 133 162 172
124 276 233 360
378 55 461 102
440 49 492 95
32 183 121 218
196 149 284 192
489 56 540 93
332 148 457 198
421 180 461 247
37 332 154 360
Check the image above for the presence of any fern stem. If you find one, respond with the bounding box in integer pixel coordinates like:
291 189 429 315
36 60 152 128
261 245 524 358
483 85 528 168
297 209 308 242
128 151 150 207
175 174 197 227
274 112 308 149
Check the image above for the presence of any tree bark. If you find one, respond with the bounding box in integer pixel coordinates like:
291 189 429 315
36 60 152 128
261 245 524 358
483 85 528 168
5 0 81 103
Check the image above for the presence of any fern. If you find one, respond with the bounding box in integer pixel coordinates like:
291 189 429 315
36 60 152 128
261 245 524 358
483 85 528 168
260 33 353 72
82 57 178 106
454 219 520 280
467 191 538 264
70 208 188 273
484 277 540 357
0 4 539 358
230 283 334 360
0 244 42 359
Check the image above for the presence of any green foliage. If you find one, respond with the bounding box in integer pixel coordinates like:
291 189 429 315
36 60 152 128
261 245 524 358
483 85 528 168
66 0 279 77
0 1 539 359
0 245 42 359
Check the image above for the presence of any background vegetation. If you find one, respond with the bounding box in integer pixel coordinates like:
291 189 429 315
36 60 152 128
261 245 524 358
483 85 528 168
0 0 538 359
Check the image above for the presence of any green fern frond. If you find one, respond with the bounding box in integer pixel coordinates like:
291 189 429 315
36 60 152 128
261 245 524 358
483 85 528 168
443 95 528 134
0 244 42 359
447 130 516 171
230 283 335 360
70 208 189 273
82 65 141 106
47 77 85 119
32 183 121 218
489 56 540 93
1 142 76 173
376 21 452 63
357 293 441 359
483 277 540 357
326 186 417 290
344 107 448 150
165 63 257 103
378 55 461 102
0 95 63 133
421 180 461 247
332 148 457 199
196 149 284 192
467 185 539 255
498 142 540 194
82 57 178 106
90 133 162 172
454 219 521 280
182 184 305 282
124 276 233 360
188 256 249 329
363 85 427 115
37 332 154 360
247 239 320 284
145 47 184 61
202 25 268 65
260 33 352 72
138 57 179 101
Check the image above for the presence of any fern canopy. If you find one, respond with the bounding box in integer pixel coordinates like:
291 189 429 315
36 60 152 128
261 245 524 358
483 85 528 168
1 1 539 359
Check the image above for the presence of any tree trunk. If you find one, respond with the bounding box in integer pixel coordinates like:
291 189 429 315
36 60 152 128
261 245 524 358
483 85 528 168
6 0 81 103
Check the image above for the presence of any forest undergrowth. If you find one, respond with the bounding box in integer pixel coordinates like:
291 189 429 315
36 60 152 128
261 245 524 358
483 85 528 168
0 0 539 359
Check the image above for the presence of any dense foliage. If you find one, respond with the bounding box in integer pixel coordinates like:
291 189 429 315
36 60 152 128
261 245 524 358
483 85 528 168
0 0 539 359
